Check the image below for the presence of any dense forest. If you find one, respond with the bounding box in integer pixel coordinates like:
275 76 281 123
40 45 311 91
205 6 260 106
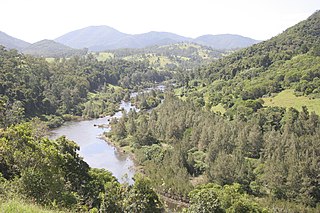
0 47 171 128
109 94 320 212
1 10 320 213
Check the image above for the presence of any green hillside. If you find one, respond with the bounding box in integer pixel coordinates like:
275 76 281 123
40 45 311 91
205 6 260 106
179 11 320 116
262 89 320 114
96 42 227 70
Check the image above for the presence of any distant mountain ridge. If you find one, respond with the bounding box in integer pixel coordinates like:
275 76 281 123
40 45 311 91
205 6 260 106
194 34 259 50
55 26 128 51
55 26 259 51
0 31 30 51
22 39 87 58
0 27 259 54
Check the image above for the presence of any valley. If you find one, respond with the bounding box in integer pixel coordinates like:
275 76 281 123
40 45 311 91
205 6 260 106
1 7 320 213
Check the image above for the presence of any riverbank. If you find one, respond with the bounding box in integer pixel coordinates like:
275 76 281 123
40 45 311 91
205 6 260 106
101 135 191 212
49 115 135 184
101 135 145 173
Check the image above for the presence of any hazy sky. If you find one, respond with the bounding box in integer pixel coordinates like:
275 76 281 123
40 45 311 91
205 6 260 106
1 0 319 43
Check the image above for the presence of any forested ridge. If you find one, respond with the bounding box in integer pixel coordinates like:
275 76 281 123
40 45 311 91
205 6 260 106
176 11 320 119
1 10 320 213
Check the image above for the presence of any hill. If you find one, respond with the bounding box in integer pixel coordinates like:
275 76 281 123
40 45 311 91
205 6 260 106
55 25 258 51
22 39 87 58
96 42 227 70
95 42 229 71
133 31 192 47
179 10 320 116
55 25 129 51
0 31 30 50
194 34 260 49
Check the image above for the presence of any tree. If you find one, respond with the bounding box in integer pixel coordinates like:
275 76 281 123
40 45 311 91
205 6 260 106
186 185 224 213
122 174 163 213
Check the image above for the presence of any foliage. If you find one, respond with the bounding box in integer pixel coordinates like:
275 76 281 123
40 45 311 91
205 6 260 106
1 10 320 213
0 198 64 213
176 11 320 118
0 46 170 127
99 42 226 71
0 122 163 212
185 183 267 213
262 89 320 115
109 94 320 211
131 89 163 110
82 85 126 118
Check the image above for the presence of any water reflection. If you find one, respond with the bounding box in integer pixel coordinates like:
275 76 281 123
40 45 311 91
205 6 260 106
50 85 166 185
50 101 137 184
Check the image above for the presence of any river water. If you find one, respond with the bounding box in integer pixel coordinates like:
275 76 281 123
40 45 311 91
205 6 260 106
50 100 137 184
50 85 184 211
50 85 165 183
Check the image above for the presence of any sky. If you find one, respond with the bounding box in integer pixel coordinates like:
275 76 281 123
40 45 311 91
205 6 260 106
1 0 319 43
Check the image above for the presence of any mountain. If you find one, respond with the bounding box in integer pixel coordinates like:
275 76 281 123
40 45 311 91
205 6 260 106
0 31 30 51
55 25 129 51
22 39 87 58
194 34 260 49
133 31 192 47
55 26 258 51
55 26 193 51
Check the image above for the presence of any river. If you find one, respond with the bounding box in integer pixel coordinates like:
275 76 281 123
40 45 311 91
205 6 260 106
50 85 186 211
50 100 137 184
50 85 166 184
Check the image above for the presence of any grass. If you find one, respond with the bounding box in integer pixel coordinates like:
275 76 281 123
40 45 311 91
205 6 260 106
0 198 65 213
198 49 210 59
45 58 55 63
173 87 185 98
211 103 226 114
262 89 320 115
124 54 177 69
87 84 123 100
146 55 175 67
96 52 114 61
106 83 123 91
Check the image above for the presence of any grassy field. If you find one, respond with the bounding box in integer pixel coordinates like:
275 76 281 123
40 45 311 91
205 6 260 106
126 54 176 68
0 198 64 213
211 103 226 114
262 89 320 115
96 52 114 61
45 58 55 63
